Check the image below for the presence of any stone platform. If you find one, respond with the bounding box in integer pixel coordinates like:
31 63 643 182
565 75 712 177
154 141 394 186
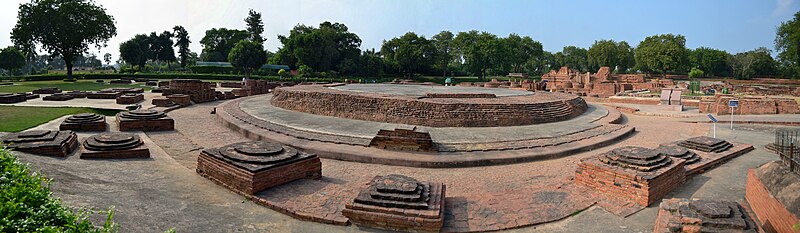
117 109 174 131
271 84 588 127
746 161 800 233
653 198 757 232
60 113 107 131
80 133 150 159
218 95 634 167
666 137 754 176
1 130 79 157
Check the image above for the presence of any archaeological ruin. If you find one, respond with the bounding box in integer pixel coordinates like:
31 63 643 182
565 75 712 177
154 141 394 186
59 113 107 131
196 141 322 195
80 132 150 159
342 174 445 232
116 109 174 131
745 129 800 232
653 198 757 232
0 93 27 103
1 130 79 157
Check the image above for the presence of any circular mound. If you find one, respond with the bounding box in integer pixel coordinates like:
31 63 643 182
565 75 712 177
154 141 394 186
271 84 588 127
119 109 168 120
84 133 143 151
65 113 104 123
218 141 299 164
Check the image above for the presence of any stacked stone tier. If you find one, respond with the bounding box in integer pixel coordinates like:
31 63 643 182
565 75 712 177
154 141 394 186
196 141 322 194
59 113 107 131
656 145 700 164
80 133 149 159
0 93 27 103
116 109 174 131
1 130 79 157
43 93 75 101
271 85 589 127
678 136 733 153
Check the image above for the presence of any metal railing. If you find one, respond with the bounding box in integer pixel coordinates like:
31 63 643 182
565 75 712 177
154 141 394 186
776 129 800 175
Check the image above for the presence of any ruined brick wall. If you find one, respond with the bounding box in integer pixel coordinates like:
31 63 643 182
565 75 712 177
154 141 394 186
699 94 800 115
271 85 589 127
424 93 496 98
369 128 436 152
166 79 217 103
575 158 686 206
590 83 618 97
746 165 800 233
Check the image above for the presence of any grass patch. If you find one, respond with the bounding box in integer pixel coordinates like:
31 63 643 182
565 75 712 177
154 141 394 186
0 106 121 132
0 79 152 93
0 147 117 232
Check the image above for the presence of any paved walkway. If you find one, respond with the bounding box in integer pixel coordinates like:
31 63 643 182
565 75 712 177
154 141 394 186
0 92 161 110
5 100 785 232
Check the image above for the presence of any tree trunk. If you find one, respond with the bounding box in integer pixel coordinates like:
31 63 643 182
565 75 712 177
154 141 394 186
66 59 74 80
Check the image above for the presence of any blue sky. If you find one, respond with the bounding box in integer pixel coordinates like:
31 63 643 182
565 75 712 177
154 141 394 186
0 0 797 61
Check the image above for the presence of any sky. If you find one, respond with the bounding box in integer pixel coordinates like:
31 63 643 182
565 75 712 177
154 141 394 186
0 0 797 63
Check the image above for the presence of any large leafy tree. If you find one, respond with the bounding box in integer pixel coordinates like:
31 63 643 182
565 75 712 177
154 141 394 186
0 47 26 75
689 47 731 77
432 31 455 77
588 40 634 72
525 51 557 75
228 40 266 79
119 34 151 70
150 31 176 64
634 34 689 76
776 11 800 78
360 49 383 78
503 33 543 73
12 0 117 80
381 32 435 77
730 47 777 80
273 22 361 72
200 28 249 62
103 53 112 66
453 30 501 80
172 26 191 67
245 9 265 44
555 46 589 72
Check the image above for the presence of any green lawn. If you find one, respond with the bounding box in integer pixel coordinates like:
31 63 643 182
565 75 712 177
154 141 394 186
0 106 120 132
0 79 152 93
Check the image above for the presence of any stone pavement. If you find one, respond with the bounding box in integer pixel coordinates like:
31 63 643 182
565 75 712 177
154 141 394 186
6 100 785 233
0 92 162 110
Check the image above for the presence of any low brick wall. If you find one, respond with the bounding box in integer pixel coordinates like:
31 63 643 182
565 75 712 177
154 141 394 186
699 94 800 115
271 85 588 127
575 156 686 206
746 162 800 233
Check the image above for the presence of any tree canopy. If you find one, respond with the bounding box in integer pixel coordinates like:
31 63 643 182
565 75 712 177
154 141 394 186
555 46 589 72
12 0 117 79
381 32 435 77
634 34 689 75
245 9 265 44
119 34 151 70
689 47 731 77
0 46 26 75
730 47 777 80
431 31 455 77
200 28 249 62
453 30 501 80
503 33 543 73
588 40 634 72
776 11 800 78
272 22 361 72
173 26 192 67
228 40 266 78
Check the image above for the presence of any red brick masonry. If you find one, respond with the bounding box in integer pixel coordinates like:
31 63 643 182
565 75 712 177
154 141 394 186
746 162 800 233
653 198 757 232
342 175 445 232
0 130 79 157
271 85 588 127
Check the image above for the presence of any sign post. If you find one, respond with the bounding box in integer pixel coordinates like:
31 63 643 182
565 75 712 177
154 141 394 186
707 114 718 138
728 100 739 130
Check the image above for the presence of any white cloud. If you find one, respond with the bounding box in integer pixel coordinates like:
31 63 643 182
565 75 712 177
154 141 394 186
774 0 795 16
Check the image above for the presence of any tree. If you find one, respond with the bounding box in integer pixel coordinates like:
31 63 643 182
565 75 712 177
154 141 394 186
245 9 265 44
150 31 176 64
119 34 151 70
776 11 800 78
588 39 634 72
0 47 26 75
381 32 435 77
273 22 361 72
12 0 117 80
688 67 704 79
555 46 589 72
228 40 266 79
432 31 455 77
635 34 689 76
689 47 731 77
453 30 501 80
103 53 112 66
360 49 384 78
730 47 777 80
172 26 192 68
200 28 249 62
503 33 543 73
525 51 557 75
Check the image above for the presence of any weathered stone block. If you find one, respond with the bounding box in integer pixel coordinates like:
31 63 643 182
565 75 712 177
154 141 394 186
80 133 150 159
1 130 79 157
59 113 107 131
116 109 174 131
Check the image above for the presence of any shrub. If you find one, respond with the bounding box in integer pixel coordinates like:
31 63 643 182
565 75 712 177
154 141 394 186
188 66 236 74
0 147 117 232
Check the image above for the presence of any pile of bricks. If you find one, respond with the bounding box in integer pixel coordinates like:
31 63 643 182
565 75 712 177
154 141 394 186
653 198 757 232
43 93 75 101
369 126 436 152
342 174 445 232
64 91 87 98
167 94 191 106
116 109 174 131
196 141 321 194
164 79 217 103
32 87 61 94
86 91 122 99
0 130 79 157
59 113 107 131
271 85 589 127
678 136 733 153
575 146 686 206
80 132 150 159
151 98 176 107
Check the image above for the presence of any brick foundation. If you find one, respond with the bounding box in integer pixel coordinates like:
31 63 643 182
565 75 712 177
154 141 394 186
59 113 107 131
746 162 800 233
369 126 435 152
0 93 28 103
1 130 79 157
116 94 144 104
